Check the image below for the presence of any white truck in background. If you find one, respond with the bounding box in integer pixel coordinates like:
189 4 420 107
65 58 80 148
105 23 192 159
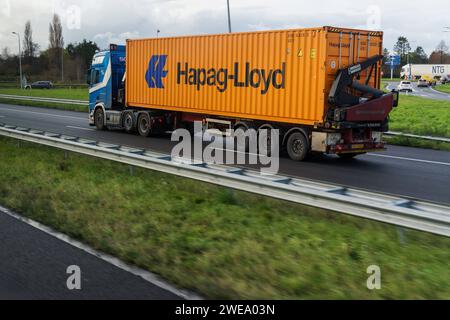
400 64 450 79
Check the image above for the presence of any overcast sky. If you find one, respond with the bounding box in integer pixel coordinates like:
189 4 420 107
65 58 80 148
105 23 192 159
0 0 449 56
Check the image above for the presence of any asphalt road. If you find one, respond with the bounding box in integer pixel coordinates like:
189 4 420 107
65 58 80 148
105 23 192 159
1 103 449 204
386 81 450 101
0 208 183 300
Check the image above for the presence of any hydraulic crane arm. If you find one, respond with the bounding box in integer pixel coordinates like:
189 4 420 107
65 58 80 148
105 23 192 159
328 55 385 107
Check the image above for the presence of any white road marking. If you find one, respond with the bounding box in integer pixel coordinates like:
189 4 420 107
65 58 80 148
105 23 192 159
66 125 95 131
0 205 202 300
0 115 5 118
0 107 85 121
368 153 450 166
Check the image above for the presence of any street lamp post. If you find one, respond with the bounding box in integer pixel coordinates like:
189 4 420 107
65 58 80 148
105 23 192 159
407 40 417 80
12 32 23 89
61 47 64 82
226 0 232 33
443 28 450 64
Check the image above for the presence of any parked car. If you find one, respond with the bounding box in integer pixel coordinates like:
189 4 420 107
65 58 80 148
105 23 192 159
397 81 413 92
420 75 436 86
25 81 54 89
441 74 450 84
417 79 429 87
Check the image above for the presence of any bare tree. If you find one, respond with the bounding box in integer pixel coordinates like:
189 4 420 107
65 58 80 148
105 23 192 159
1 47 10 59
436 40 449 64
23 21 39 61
49 14 64 50
49 14 64 76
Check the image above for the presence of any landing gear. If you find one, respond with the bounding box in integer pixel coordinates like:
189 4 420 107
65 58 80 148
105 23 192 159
94 108 106 130
286 132 308 161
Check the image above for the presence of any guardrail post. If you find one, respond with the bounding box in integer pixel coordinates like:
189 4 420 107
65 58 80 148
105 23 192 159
64 151 69 160
129 165 135 176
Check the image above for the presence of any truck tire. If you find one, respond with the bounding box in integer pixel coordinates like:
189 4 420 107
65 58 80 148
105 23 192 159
137 113 151 137
94 108 106 130
123 111 135 133
286 132 308 161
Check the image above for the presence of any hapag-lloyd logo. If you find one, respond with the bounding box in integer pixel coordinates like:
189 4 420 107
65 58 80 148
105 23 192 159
145 55 286 94
145 55 168 88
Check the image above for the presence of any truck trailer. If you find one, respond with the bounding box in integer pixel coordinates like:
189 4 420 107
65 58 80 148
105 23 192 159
87 26 398 161
400 64 450 80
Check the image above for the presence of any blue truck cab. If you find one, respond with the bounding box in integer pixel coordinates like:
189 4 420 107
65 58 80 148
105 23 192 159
88 44 126 126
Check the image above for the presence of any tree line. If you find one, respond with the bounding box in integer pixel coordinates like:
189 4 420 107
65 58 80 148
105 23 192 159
382 36 450 77
2 20 450 84
0 14 99 85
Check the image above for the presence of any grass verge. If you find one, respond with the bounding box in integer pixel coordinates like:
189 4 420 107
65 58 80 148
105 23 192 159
389 95 450 138
0 88 88 100
0 88 88 113
0 98 88 113
434 83 450 94
385 135 450 152
0 136 449 299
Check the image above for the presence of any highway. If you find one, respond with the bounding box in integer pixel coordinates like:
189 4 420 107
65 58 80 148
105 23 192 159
386 81 450 101
1 103 449 204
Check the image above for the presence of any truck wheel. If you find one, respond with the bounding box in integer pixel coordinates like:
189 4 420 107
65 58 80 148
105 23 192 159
338 153 360 160
138 113 151 137
123 111 135 133
286 132 308 161
94 108 106 130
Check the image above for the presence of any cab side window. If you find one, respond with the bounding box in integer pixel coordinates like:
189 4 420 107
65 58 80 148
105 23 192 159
90 69 100 85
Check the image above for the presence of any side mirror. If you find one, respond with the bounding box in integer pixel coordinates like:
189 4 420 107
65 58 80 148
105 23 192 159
391 90 399 108
86 69 92 85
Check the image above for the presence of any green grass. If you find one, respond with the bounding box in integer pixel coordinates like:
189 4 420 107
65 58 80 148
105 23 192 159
0 136 449 299
0 88 89 112
390 95 450 138
0 98 88 113
385 135 450 152
434 83 450 94
0 88 88 100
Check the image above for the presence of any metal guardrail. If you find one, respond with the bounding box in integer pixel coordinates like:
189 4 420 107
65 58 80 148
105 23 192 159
0 94 88 106
0 123 449 237
385 131 450 143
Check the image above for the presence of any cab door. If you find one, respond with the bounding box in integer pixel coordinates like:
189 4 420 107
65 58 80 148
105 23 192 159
89 68 102 112
88 54 112 114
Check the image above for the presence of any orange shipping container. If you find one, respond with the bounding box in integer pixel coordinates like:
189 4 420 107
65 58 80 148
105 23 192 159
125 26 383 126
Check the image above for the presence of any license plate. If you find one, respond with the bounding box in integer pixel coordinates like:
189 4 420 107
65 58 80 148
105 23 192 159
352 144 365 149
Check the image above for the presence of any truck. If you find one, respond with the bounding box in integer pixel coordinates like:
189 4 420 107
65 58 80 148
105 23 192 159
400 64 450 80
87 26 398 161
